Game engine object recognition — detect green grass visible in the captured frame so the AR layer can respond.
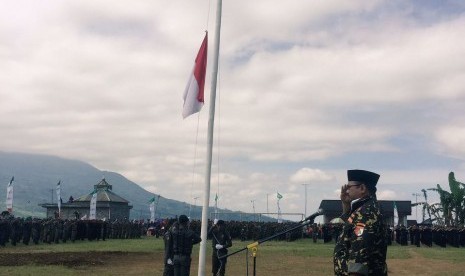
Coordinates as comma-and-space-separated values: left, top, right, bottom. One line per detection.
1, 238, 163, 253
1, 266, 73, 276
243, 240, 335, 257
386, 243, 411, 259
2, 237, 465, 275
414, 246, 465, 263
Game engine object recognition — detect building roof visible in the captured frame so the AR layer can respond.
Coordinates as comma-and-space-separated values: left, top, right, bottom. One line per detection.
75, 178, 130, 203
319, 199, 412, 215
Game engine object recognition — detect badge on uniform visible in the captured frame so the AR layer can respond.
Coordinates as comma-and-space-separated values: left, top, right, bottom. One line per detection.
354, 223, 365, 236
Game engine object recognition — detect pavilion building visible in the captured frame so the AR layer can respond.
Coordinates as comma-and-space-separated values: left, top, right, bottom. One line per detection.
40, 178, 132, 220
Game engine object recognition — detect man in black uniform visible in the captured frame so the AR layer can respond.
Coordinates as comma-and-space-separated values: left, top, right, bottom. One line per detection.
334, 169, 388, 275
22, 217, 32, 245
209, 219, 232, 276
163, 219, 175, 276
31, 218, 41, 245
167, 215, 201, 276
0, 213, 9, 246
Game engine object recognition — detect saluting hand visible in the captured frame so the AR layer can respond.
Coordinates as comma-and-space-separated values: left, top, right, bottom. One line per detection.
340, 185, 350, 204
340, 184, 351, 214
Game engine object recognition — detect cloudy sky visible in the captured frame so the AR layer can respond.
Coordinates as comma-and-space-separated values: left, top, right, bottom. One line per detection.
1, 0, 465, 222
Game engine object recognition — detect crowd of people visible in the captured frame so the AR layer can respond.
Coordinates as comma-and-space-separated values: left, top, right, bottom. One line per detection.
392, 224, 465, 248
0, 211, 146, 247
152, 218, 307, 242
2, 211, 465, 251
0, 211, 316, 250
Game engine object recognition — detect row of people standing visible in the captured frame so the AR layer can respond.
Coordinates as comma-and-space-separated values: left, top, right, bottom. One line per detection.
0, 215, 146, 247
393, 224, 465, 248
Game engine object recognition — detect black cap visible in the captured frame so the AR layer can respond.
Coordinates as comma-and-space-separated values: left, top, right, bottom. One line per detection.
217, 219, 225, 226
178, 215, 189, 224
348, 169, 380, 187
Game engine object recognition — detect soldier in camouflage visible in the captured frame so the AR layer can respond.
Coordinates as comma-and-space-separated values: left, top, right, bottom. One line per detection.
334, 169, 388, 276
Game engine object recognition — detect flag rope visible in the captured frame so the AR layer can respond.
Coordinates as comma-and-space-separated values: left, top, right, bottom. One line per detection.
215, 36, 222, 220
189, 113, 201, 219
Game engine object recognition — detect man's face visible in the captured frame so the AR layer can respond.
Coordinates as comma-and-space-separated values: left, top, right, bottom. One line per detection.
346, 181, 364, 200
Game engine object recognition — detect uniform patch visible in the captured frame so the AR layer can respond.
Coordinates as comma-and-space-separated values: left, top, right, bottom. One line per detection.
354, 223, 365, 236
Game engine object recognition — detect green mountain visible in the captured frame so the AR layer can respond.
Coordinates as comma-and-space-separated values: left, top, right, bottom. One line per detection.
0, 151, 254, 221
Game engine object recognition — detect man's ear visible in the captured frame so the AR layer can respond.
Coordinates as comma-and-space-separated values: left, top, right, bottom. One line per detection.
360, 184, 369, 195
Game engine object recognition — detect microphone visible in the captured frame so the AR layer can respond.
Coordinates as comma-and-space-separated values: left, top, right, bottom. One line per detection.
303, 209, 324, 222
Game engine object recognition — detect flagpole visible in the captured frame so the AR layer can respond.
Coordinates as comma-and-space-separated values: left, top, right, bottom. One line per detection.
198, 0, 222, 275
56, 181, 61, 218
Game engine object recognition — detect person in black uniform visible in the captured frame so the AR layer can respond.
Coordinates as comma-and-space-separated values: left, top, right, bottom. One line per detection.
0, 214, 8, 247
167, 215, 201, 276
31, 218, 41, 245
209, 219, 232, 276
334, 169, 388, 275
22, 217, 32, 245
163, 219, 176, 276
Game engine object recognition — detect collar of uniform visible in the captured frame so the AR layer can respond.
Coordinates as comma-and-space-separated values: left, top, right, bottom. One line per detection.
350, 196, 372, 213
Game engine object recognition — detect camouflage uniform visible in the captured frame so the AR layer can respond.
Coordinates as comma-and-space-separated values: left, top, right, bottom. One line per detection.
334, 196, 387, 275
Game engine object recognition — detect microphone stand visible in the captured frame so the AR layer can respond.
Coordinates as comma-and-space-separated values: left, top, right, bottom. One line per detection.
219, 217, 318, 276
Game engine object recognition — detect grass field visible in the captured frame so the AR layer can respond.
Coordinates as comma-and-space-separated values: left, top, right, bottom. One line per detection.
1, 237, 465, 275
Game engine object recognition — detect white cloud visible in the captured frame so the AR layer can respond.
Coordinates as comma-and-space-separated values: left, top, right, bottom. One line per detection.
377, 189, 397, 200
436, 125, 465, 158
290, 168, 334, 183
0, 0, 464, 220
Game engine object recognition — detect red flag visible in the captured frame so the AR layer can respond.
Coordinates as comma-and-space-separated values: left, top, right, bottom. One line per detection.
183, 33, 208, 118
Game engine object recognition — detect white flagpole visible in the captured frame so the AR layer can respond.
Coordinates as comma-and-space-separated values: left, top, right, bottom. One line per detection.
198, 0, 222, 274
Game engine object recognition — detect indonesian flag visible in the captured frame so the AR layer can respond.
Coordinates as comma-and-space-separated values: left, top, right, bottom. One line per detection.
182, 33, 208, 118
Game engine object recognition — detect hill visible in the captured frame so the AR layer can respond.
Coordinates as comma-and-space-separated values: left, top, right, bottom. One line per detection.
0, 151, 254, 220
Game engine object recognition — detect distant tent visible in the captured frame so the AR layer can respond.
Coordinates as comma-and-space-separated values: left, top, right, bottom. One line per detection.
330, 217, 344, 224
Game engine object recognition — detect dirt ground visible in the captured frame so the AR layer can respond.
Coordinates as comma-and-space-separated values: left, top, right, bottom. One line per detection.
1, 248, 465, 275
0, 251, 138, 267
387, 249, 465, 275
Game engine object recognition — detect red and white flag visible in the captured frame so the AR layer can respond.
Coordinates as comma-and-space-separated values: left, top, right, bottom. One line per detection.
183, 33, 208, 118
